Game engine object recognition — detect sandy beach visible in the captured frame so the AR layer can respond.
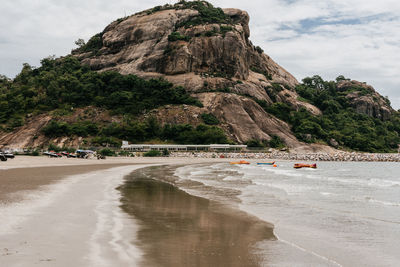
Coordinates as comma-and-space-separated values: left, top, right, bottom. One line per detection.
0, 156, 228, 205
0, 156, 273, 266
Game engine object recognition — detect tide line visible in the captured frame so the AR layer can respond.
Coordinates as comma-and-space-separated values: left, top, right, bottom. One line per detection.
275, 233, 343, 267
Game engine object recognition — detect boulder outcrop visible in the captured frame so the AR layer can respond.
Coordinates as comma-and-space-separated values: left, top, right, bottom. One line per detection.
337, 80, 393, 120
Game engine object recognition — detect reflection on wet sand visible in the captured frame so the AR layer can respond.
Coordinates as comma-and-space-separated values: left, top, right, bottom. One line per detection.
119, 167, 275, 267
0, 163, 133, 204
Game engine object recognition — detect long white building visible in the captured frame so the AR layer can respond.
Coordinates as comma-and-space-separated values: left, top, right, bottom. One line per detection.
121, 141, 247, 152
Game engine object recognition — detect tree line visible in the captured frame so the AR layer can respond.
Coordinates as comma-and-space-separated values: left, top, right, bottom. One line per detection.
264, 75, 400, 152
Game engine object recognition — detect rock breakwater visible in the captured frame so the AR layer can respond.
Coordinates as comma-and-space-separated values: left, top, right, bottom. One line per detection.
170, 151, 400, 162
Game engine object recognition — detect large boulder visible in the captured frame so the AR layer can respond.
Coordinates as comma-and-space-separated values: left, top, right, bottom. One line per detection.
338, 80, 393, 120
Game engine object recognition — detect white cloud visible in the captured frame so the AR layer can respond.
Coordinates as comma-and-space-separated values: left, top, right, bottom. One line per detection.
236, 0, 400, 108
1, 0, 399, 108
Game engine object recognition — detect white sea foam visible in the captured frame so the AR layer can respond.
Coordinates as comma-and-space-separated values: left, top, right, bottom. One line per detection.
367, 178, 400, 187
222, 175, 243, 181
260, 167, 304, 177
189, 169, 210, 176
320, 192, 335, 196
363, 197, 400, 207
174, 164, 199, 181
173, 162, 400, 266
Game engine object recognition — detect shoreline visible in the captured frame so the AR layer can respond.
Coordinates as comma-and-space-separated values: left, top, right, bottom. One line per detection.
119, 165, 275, 266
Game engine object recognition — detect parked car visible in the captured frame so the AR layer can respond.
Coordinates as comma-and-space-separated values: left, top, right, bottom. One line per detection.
43, 151, 62, 158
76, 150, 95, 159
0, 151, 14, 161
0, 153, 7, 161
4, 152, 14, 159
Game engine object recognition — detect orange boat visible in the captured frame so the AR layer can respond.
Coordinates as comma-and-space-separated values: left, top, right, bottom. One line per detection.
294, 163, 317, 169
230, 160, 250, 165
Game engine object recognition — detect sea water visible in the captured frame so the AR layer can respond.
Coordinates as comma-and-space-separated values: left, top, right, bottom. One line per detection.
173, 161, 400, 266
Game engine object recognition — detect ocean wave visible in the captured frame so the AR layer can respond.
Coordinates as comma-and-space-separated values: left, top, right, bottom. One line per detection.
320, 192, 336, 196
223, 175, 243, 181
273, 234, 343, 267
251, 180, 314, 195
364, 197, 400, 207
366, 178, 400, 188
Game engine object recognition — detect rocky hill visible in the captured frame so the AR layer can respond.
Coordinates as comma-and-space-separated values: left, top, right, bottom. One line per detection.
0, 1, 399, 153
71, 1, 328, 152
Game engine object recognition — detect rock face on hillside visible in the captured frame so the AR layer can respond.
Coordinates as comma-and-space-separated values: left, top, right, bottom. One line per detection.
0, 107, 117, 150
338, 80, 393, 120
146, 92, 336, 153
77, 7, 298, 88
0, 115, 52, 150
73, 2, 326, 150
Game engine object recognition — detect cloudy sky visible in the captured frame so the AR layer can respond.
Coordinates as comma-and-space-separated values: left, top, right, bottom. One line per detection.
1, 0, 399, 108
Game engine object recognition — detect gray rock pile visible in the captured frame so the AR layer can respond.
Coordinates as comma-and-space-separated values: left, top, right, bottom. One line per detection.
170, 151, 400, 162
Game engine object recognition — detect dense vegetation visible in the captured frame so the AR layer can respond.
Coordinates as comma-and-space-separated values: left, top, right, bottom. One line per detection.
200, 113, 219, 125
0, 55, 231, 146
245, 135, 285, 149
175, 1, 232, 28
264, 76, 400, 152
73, 33, 103, 55
41, 117, 229, 146
168, 31, 191, 42
138, 1, 232, 28
143, 150, 162, 157
0, 56, 201, 127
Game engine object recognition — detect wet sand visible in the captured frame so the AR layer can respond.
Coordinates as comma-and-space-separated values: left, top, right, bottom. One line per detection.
0, 164, 151, 266
119, 166, 276, 267
0, 163, 136, 204
0, 156, 225, 204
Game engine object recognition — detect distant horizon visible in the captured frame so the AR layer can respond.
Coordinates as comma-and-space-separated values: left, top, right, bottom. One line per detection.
1, 0, 399, 108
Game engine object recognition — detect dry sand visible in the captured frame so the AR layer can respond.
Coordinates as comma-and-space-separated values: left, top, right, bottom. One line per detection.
0, 156, 274, 266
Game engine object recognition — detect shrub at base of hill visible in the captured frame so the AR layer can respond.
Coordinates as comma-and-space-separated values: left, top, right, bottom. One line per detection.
143, 150, 162, 157
41, 117, 230, 147
162, 124, 229, 144
162, 148, 170, 156
91, 136, 121, 147
245, 139, 265, 148
269, 135, 285, 149
117, 150, 134, 157
99, 148, 115, 156
245, 136, 285, 149
30, 149, 40, 156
